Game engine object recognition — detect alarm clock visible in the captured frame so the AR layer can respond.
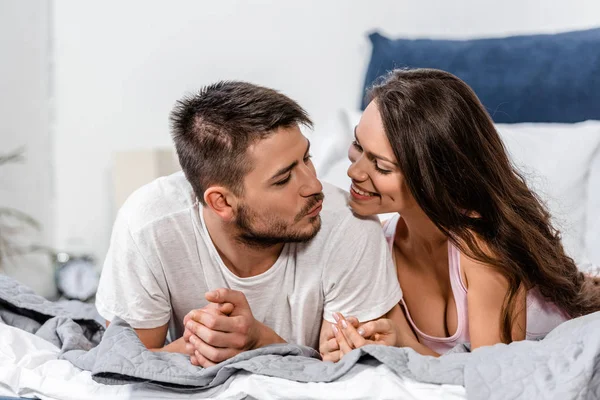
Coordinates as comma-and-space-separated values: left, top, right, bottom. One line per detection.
54, 253, 99, 302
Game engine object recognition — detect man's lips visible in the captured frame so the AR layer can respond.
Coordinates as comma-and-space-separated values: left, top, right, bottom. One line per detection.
306, 200, 323, 217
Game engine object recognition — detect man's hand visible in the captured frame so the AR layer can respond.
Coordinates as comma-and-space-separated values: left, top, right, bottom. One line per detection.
184, 288, 285, 367
182, 302, 234, 365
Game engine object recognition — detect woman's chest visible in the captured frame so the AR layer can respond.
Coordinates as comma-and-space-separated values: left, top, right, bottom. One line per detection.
395, 251, 460, 338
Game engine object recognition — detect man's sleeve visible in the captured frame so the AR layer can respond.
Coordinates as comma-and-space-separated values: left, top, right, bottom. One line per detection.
321, 214, 402, 323
95, 210, 171, 329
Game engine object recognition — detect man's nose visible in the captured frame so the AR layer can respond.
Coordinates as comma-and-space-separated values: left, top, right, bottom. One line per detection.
299, 165, 323, 197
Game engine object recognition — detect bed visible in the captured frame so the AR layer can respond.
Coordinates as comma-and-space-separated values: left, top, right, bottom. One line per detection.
0, 322, 465, 400
2, 27, 600, 400
0, 279, 598, 400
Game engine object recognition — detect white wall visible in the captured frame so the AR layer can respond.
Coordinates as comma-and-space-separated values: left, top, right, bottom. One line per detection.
0, 0, 56, 297
52, 0, 600, 264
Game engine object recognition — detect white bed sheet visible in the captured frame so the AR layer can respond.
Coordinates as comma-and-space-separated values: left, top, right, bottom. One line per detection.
0, 323, 466, 400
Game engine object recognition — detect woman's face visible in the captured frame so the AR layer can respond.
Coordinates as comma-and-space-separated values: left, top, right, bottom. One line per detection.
347, 101, 416, 216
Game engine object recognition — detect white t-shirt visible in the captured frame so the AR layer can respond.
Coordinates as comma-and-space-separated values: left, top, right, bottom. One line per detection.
96, 172, 402, 349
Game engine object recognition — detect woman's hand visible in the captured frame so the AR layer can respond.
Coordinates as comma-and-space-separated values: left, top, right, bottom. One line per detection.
320, 316, 359, 362
331, 305, 441, 358
332, 312, 399, 357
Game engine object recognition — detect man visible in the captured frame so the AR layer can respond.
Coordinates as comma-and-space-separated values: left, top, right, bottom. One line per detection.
95, 81, 401, 367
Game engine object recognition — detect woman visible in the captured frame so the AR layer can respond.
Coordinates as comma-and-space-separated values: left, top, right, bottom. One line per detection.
322, 68, 600, 359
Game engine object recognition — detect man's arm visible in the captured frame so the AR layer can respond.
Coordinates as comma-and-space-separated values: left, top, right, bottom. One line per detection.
321, 214, 402, 328
137, 325, 188, 353
105, 320, 188, 353
96, 210, 173, 351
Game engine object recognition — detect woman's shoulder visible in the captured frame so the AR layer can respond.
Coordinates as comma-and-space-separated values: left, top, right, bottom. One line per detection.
454, 234, 503, 289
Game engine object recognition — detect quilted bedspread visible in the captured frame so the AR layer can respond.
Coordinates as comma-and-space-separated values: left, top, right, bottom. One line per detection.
1, 274, 598, 400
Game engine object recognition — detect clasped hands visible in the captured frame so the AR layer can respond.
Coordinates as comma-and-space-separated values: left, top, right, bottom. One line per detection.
320, 312, 400, 362
182, 288, 264, 367
182, 288, 402, 366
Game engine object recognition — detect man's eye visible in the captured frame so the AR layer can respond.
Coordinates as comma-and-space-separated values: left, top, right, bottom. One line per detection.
304, 154, 312, 163
274, 175, 291, 186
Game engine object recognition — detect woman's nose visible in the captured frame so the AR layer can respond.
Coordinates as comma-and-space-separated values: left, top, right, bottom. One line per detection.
347, 150, 368, 182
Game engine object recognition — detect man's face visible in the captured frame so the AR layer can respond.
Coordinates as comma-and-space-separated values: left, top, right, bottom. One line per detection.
233, 125, 324, 247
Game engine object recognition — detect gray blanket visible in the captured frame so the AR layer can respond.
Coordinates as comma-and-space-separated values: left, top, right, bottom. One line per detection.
1, 275, 599, 400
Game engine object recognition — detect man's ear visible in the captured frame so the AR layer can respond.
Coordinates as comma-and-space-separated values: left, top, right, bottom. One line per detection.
204, 186, 237, 221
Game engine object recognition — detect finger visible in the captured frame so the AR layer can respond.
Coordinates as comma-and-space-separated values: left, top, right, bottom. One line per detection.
205, 288, 249, 310
185, 302, 234, 328
355, 321, 377, 339
204, 302, 235, 315
358, 319, 391, 339
338, 315, 367, 349
323, 323, 336, 340
194, 350, 216, 368
332, 323, 353, 355
185, 341, 196, 356
333, 312, 356, 327
187, 308, 223, 325
218, 302, 235, 315
183, 328, 191, 342
319, 337, 339, 355
186, 320, 246, 348
185, 310, 202, 329
321, 350, 342, 363
190, 355, 199, 366
189, 334, 239, 364
333, 313, 360, 348
187, 309, 239, 333
326, 337, 340, 352
346, 316, 360, 328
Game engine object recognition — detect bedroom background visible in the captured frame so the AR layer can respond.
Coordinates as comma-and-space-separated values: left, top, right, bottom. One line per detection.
1, 0, 599, 299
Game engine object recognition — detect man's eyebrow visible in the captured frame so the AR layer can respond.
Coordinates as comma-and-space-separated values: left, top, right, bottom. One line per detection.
353, 126, 398, 165
271, 160, 298, 180
270, 139, 311, 180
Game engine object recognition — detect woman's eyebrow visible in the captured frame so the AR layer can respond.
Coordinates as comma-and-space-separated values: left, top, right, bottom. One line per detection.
354, 126, 398, 165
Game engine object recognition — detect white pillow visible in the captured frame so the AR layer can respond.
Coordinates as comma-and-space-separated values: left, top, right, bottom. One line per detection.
497, 121, 600, 264
313, 109, 360, 187
584, 142, 600, 265
312, 109, 600, 264
308, 109, 354, 177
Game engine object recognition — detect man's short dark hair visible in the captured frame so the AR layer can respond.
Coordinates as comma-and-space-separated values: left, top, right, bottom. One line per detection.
170, 81, 313, 204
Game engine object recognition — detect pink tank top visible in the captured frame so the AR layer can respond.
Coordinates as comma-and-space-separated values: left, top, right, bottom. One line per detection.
383, 214, 569, 354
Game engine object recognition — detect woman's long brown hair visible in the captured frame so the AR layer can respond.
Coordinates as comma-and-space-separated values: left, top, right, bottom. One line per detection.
369, 68, 600, 342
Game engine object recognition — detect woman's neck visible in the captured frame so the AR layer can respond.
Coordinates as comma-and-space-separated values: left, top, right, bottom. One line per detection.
394, 207, 448, 262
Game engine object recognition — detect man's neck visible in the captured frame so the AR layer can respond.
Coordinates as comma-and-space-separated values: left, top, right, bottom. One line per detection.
203, 207, 284, 278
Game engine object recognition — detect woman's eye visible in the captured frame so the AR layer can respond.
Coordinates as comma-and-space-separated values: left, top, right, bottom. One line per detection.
375, 164, 392, 175
352, 141, 363, 151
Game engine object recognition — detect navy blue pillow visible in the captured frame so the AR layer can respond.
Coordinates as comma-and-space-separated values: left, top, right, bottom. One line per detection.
362, 29, 600, 123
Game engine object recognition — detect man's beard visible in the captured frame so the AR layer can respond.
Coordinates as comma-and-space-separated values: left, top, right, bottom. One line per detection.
234, 193, 324, 249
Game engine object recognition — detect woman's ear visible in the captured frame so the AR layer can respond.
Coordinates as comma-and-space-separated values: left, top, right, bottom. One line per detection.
204, 186, 237, 221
